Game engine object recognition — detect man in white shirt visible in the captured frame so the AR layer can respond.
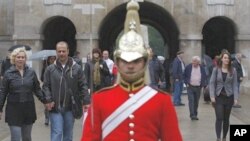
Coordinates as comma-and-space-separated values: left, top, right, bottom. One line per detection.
103, 50, 114, 85
103, 50, 114, 74
184, 56, 207, 120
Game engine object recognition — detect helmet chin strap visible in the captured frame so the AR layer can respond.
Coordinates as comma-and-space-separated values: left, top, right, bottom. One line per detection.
119, 66, 146, 84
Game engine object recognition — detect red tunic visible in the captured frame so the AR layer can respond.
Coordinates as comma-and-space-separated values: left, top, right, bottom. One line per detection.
81, 85, 182, 141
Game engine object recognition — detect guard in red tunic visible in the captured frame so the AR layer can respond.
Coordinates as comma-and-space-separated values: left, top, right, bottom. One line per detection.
81, 0, 182, 140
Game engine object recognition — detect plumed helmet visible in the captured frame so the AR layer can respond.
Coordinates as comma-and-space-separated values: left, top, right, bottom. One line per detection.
114, 0, 148, 62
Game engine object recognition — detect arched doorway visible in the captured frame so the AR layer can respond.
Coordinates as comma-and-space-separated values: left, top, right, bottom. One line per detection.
99, 1, 179, 60
41, 16, 76, 56
202, 16, 237, 59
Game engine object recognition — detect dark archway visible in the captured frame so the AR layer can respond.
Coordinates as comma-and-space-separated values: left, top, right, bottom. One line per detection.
202, 16, 237, 59
99, 1, 179, 60
41, 16, 76, 56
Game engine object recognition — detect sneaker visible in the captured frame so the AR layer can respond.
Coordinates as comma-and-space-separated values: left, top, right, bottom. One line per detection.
233, 104, 242, 108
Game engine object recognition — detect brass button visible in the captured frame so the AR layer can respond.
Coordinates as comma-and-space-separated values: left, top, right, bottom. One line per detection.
129, 114, 135, 119
129, 93, 134, 97
129, 130, 135, 136
129, 123, 135, 128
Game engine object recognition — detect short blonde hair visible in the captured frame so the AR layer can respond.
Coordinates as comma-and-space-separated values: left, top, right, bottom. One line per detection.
10, 47, 27, 64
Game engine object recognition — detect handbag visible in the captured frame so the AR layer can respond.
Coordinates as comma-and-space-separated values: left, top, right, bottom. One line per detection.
204, 68, 218, 102
71, 92, 83, 119
67, 75, 83, 119
67, 71, 83, 119
203, 86, 210, 101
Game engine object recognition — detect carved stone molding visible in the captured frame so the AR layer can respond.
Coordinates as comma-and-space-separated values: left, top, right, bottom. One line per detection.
44, 0, 72, 5
207, 0, 234, 5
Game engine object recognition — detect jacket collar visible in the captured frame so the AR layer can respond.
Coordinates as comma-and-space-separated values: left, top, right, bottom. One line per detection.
9, 65, 29, 72
54, 57, 76, 69
119, 77, 145, 92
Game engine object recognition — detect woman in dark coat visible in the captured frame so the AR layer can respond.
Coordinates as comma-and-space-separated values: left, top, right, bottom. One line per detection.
84, 48, 111, 92
0, 47, 45, 141
40, 56, 56, 126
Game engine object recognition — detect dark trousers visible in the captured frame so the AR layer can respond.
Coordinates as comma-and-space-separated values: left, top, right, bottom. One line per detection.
214, 94, 234, 139
44, 108, 49, 123
187, 86, 201, 118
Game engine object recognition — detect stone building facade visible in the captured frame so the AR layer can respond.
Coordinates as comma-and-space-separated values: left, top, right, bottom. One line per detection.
1, 0, 250, 91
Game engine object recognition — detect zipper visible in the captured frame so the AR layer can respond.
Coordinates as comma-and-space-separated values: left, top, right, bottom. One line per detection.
22, 76, 24, 85
62, 66, 71, 107
58, 68, 63, 109
19, 70, 24, 85
63, 79, 67, 107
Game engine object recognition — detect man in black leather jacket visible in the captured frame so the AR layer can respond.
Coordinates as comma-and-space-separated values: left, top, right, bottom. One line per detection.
42, 41, 90, 141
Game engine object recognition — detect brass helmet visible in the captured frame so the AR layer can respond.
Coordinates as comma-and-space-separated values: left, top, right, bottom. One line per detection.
114, 0, 148, 62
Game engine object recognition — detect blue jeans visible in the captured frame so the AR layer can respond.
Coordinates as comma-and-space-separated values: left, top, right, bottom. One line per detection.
50, 109, 75, 141
9, 124, 33, 141
187, 86, 201, 118
173, 80, 184, 104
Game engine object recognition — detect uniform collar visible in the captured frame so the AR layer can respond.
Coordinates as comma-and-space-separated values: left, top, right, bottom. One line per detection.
119, 77, 145, 92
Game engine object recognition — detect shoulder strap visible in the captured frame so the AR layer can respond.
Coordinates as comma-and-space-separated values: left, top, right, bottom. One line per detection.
101, 86, 157, 139
215, 67, 218, 88
216, 68, 218, 79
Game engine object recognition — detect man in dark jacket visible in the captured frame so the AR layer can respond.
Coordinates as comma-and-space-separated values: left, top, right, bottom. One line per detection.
43, 41, 90, 141
163, 58, 172, 92
172, 50, 185, 106
184, 56, 207, 120
73, 51, 83, 69
148, 48, 165, 89
0, 52, 12, 80
232, 53, 244, 108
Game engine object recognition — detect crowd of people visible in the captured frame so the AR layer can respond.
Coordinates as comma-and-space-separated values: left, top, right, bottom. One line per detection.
0, 43, 243, 141
0, 0, 246, 141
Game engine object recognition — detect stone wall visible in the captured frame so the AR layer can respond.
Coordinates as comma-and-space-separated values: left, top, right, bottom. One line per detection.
2, 0, 250, 55
1, 0, 250, 91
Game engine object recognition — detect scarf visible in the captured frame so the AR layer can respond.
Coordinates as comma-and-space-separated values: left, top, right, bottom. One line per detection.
93, 59, 101, 85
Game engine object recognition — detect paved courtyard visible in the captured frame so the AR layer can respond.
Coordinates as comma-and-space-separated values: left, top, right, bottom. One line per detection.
0, 92, 249, 141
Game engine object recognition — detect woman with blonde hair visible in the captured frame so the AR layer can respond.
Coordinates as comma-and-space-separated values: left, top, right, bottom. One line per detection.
0, 47, 45, 141
209, 51, 238, 141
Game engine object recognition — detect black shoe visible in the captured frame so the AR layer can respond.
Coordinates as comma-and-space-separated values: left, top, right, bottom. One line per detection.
174, 103, 185, 106
179, 103, 185, 106
191, 117, 199, 120
45, 119, 49, 126
233, 104, 241, 108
